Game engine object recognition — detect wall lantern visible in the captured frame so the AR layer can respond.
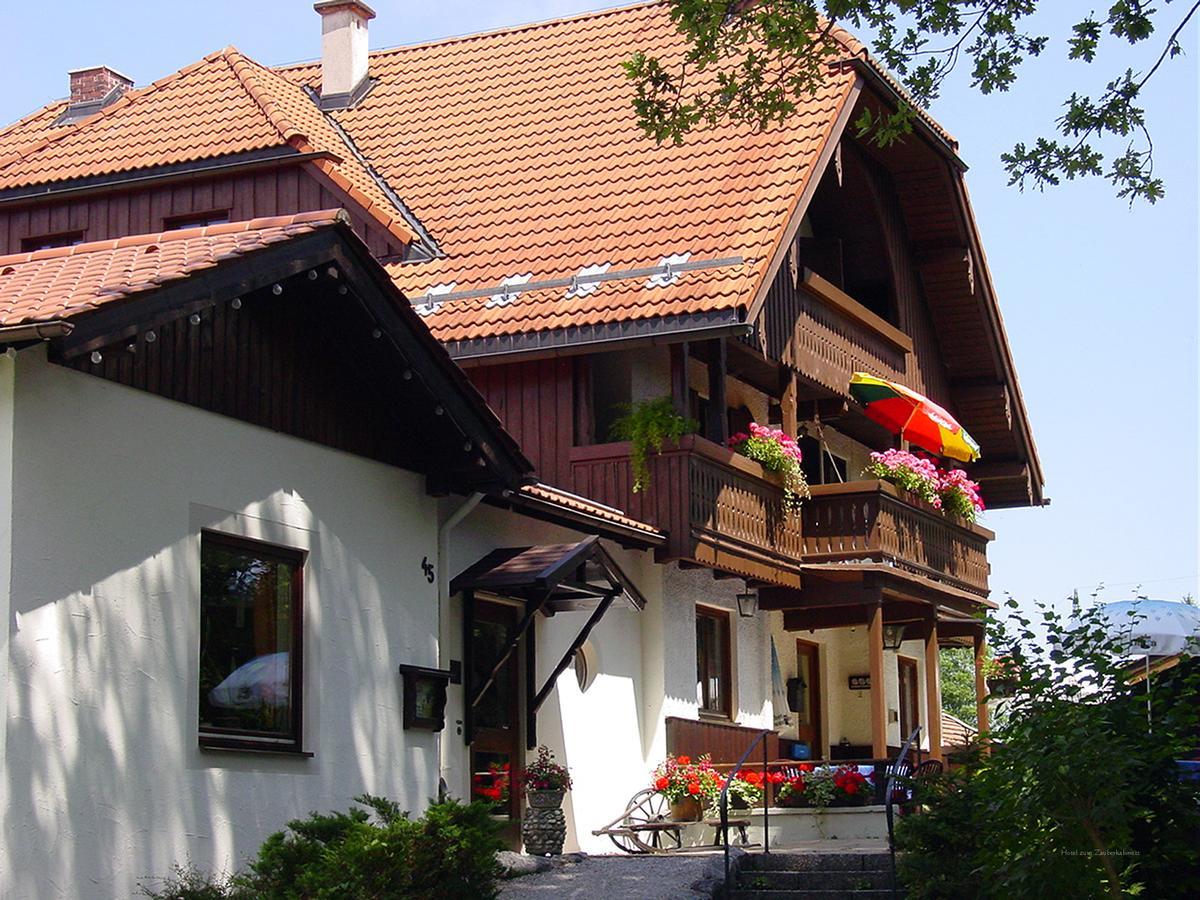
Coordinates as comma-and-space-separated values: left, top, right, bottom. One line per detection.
882, 623, 907, 651
736, 585, 759, 618
398, 664, 454, 731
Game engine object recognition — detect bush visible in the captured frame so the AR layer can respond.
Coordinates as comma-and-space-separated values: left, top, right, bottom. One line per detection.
141, 796, 504, 900
896, 598, 1200, 899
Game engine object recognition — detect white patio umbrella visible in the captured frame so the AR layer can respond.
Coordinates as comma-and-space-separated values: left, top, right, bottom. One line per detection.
1090, 599, 1200, 730
208, 651, 291, 709
770, 637, 791, 728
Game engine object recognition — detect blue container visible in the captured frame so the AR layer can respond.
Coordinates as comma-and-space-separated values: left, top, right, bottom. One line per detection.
790, 742, 812, 760
1176, 760, 1200, 783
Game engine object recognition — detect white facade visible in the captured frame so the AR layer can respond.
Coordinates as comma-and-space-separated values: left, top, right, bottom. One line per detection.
1, 350, 451, 898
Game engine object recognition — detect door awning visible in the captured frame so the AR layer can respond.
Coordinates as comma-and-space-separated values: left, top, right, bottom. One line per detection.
453, 535, 645, 749
451, 534, 646, 613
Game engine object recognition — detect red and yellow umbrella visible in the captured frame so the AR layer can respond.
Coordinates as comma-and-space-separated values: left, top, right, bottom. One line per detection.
849, 372, 981, 463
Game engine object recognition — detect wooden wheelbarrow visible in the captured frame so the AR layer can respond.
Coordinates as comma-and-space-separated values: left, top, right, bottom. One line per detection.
591, 788, 757, 854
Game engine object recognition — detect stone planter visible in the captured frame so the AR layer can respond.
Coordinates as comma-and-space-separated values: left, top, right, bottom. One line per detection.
528, 789, 565, 810
670, 797, 704, 822
522, 791, 566, 856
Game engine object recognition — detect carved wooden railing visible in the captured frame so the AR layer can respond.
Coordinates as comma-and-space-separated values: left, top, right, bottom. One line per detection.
569, 435, 804, 587
802, 480, 993, 596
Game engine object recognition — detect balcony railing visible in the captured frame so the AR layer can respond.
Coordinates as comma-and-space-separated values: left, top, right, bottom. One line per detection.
569, 435, 804, 587
802, 480, 992, 596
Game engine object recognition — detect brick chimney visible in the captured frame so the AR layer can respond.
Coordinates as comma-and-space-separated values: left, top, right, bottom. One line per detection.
68, 66, 133, 108
314, 1, 375, 110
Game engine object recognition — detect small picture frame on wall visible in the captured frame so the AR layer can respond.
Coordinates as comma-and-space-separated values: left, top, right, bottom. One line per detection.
398, 664, 453, 731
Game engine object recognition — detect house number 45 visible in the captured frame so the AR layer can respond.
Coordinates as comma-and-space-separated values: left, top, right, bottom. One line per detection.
421, 557, 435, 583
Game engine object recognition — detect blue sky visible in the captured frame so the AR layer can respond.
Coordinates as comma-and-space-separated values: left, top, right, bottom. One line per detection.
2, 2, 1196, 613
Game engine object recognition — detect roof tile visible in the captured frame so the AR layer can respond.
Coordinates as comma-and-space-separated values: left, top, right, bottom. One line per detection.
0, 210, 347, 327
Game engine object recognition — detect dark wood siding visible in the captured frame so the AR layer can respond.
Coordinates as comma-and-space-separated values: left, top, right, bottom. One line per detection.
0, 166, 403, 257
757, 143, 954, 413
59, 284, 413, 470
467, 359, 575, 487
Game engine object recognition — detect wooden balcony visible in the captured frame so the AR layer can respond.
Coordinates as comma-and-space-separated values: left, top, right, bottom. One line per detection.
802, 480, 992, 597
568, 435, 805, 587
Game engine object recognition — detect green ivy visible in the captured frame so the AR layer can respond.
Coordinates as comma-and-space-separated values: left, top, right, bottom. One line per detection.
609, 396, 698, 492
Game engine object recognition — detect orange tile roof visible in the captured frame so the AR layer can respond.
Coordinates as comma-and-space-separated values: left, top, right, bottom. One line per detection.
518, 482, 664, 542
0, 210, 345, 327
0, 49, 417, 247
279, 1, 858, 345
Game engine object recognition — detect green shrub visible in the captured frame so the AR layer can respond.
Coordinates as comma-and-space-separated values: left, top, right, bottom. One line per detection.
897, 598, 1200, 900
143, 796, 504, 900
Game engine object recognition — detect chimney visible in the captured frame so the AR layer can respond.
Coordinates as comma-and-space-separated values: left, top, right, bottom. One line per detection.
62, 66, 133, 122
314, 1, 375, 110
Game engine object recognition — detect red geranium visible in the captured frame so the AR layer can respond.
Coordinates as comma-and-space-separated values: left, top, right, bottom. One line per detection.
655, 776, 669, 791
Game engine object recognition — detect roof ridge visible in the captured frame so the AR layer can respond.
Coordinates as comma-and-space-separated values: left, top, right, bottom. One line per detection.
274, 0, 661, 72
0, 209, 347, 267
0, 48, 235, 175
220, 46, 308, 147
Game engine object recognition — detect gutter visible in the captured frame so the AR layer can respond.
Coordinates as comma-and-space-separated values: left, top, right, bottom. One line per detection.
0, 150, 338, 208
0, 321, 74, 344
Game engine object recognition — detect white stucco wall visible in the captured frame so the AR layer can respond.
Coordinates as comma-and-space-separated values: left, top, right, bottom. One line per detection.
2, 350, 447, 899
770, 613, 932, 756
442, 504, 663, 854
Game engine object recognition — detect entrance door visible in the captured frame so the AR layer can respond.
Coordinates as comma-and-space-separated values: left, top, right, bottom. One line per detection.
794, 640, 822, 758
898, 656, 920, 742
469, 599, 522, 840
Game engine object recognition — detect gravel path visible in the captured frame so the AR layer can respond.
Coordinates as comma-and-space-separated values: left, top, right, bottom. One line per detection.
499, 852, 721, 899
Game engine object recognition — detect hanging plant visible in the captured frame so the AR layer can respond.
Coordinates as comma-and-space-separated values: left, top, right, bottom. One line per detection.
727, 423, 810, 512
609, 396, 697, 492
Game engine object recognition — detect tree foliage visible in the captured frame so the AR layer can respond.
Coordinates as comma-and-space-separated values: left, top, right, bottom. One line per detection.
625, 1, 1199, 203
938, 645, 979, 726
896, 597, 1200, 898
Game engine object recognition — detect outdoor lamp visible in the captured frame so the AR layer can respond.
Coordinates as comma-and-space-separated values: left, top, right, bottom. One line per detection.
736, 585, 759, 618
882, 623, 907, 650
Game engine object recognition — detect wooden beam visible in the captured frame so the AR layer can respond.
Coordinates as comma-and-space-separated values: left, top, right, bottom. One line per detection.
782, 368, 798, 438
924, 613, 943, 761
784, 606, 870, 631
869, 603, 887, 758
706, 338, 728, 444
760, 579, 883, 611
974, 632, 990, 749
670, 342, 690, 418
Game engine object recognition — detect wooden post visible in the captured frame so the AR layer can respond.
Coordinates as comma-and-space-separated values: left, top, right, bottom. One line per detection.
705, 338, 728, 444
781, 367, 798, 438
924, 612, 943, 761
973, 631, 990, 745
868, 602, 887, 759
670, 342, 690, 418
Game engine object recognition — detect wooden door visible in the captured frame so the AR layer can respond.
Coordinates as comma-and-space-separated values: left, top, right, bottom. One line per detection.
898, 656, 920, 742
469, 599, 522, 839
794, 640, 822, 757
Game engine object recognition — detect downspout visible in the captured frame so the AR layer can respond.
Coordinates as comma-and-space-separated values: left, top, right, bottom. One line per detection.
437, 492, 484, 796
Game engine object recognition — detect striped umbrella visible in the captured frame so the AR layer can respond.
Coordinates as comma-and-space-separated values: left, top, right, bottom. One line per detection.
849, 372, 981, 462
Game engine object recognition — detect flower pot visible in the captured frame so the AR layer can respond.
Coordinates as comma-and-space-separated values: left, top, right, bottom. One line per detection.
670, 797, 704, 821
527, 789, 565, 810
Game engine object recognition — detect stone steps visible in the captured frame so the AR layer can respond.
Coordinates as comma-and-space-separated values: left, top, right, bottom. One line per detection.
730, 850, 903, 899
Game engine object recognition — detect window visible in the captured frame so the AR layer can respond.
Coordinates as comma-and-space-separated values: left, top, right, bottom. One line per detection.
164, 210, 231, 231
696, 606, 732, 718
199, 532, 305, 751
799, 436, 849, 485
21, 230, 84, 252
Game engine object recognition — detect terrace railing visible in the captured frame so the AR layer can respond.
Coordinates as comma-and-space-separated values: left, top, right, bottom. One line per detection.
803, 480, 993, 596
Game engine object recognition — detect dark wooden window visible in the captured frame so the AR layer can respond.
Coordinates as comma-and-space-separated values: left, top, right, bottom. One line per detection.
164, 209, 231, 231
21, 230, 84, 252
696, 606, 732, 718
799, 435, 848, 485
199, 532, 305, 752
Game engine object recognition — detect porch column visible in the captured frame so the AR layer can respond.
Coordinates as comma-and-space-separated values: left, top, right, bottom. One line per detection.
924, 613, 943, 761
782, 368, 798, 438
973, 631, 990, 744
868, 602, 887, 758
705, 338, 728, 444
670, 342, 690, 418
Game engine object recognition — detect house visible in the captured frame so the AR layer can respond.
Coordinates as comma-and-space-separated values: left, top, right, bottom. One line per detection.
0, 2, 1043, 894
